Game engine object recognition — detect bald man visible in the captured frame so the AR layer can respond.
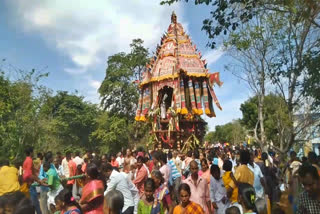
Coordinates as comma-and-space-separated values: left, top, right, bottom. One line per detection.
183, 160, 212, 214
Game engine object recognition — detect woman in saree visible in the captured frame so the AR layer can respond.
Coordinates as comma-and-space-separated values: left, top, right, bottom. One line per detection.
173, 183, 204, 214
151, 170, 173, 214
79, 163, 104, 214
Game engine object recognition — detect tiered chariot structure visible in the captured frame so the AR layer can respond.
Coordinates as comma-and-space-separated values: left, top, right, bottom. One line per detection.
135, 12, 222, 151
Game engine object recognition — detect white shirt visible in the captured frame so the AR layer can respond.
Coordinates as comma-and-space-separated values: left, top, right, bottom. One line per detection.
116, 157, 124, 167
210, 175, 227, 203
104, 170, 134, 212
143, 164, 150, 177
210, 176, 229, 214
120, 172, 140, 214
54, 165, 65, 177
248, 162, 264, 198
73, 156, 84, 166
61, 158, 70, 178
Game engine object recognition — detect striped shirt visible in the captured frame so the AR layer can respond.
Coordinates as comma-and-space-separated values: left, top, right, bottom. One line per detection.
168, 160, 181, 181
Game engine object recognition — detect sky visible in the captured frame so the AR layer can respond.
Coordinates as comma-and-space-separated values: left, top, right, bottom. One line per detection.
1, 0, 251, 131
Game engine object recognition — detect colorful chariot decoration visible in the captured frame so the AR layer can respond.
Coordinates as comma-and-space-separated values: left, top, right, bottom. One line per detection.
135, 12, 222, 151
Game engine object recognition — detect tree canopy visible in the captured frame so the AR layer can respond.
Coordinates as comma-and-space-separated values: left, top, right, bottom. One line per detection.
0, 39, 151, 159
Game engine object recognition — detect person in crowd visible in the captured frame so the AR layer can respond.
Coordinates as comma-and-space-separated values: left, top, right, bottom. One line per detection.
138, 178, 164, 214
296, 165, 320, 214
110, 154, 119, 168
159, 152, 170, 188
66, 152, 78, 199
308, 152, 320, 175
173, 183, 204, 214
116, 152, 124, 170
181, 151, 193, 178
34, 152, 43, 176
173, 151, 182, 174
261, 152, 280, 206
39, 152, 56, 214
152, 151, 161, 171
133, 156, 148, 196
43, 161, 64, 210
73, 151, 84, 167
183, 160, 211, 214
222, 160, 238, 204
54, 157, 65, 178
199, 159, 210, 188
151, 170, 173, 213
23, 146, 42, 214
248, 152, 266, 213
210, 164, 229, 214
0, 159, 20, 196
125, 149, 136, 167
225, 206, 241, 214
101, 154, 109, 165
238, 183, 258, 214
199, 151, 206, 161
117, 166, 139, 214
142, 157, 151, 178
104, 190, 124, 214
228, 150, 254, 201
0, 191, 35, 214
55, 188, 82, 214
167, 151, 182, 203
62, 152, 71, 179
104, 163, 135, 214
80, 163, 104, 214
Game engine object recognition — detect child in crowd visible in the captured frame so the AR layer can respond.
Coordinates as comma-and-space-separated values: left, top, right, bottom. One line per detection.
137, 178, 164, 214
173, 183, 204, 214
55, 189, 82, 214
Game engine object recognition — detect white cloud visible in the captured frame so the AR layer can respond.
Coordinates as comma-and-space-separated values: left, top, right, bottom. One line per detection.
64, 67, 87, 75
6, 0, 184, 74
203, 46, 225, 66
89, 80, 101, 90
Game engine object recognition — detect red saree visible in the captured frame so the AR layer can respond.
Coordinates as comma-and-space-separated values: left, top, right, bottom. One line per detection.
80, 180, 104, 214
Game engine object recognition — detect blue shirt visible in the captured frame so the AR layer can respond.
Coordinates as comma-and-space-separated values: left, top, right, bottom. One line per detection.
168, 160, 181, 181
38, 163, 56, 191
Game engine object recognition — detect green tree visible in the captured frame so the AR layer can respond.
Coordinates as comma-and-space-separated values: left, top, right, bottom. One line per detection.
98, 39, 150, 150
240, 94, 291, 150
39, 91, 98, 152
0, 69, 49, 160
205, 120, 246, 145
90, 112, 128, 153
99, 39, 149, 120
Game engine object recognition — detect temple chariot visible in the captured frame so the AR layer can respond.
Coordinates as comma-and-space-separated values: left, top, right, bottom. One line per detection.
135, 12, 222, 151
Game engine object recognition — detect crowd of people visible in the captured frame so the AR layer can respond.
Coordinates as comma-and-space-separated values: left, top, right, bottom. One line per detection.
0, 145, 319, 214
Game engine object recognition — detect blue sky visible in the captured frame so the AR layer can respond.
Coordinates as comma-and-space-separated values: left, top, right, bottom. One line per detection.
1, 0, 251, 130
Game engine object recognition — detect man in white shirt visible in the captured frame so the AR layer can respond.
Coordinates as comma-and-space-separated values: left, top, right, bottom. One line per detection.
120, 170, 140, 214
53, 157, 64, 178
116, 152, 124, 169
104, 163, 135, 214
73, 151, 84, 167
61, 153, 70, 178
210, 165, 229, 214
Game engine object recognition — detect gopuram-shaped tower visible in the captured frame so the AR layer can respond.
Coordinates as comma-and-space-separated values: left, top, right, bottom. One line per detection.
135, 12, 223, 151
